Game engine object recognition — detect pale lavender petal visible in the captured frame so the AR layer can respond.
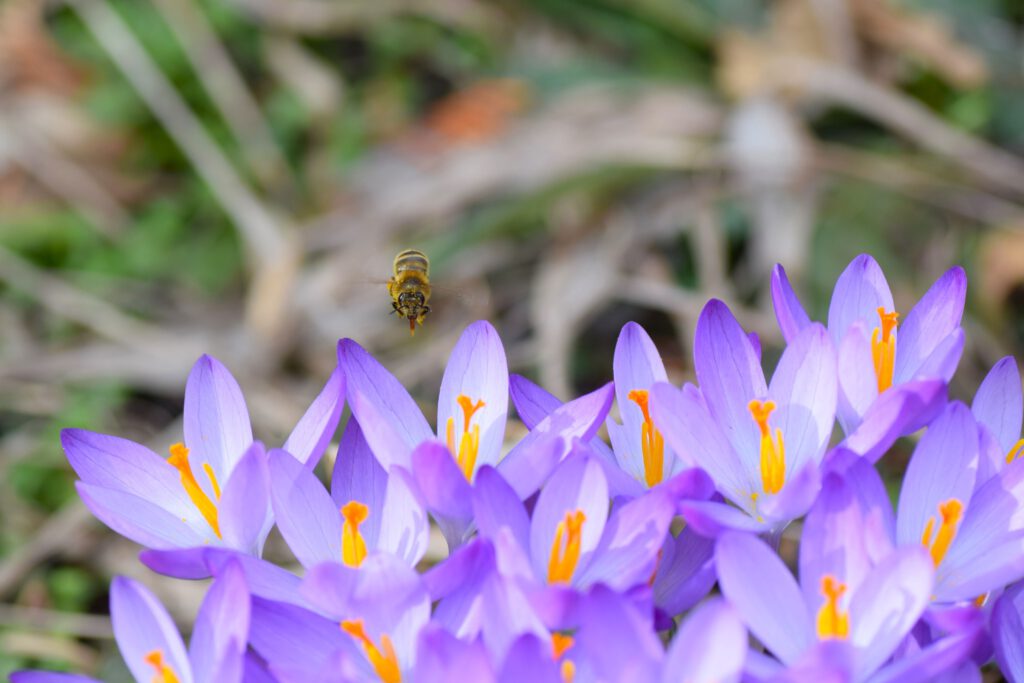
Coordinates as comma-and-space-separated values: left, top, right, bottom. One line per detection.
771, 264, 812, 343
338, 339, 432, 470
378, 465, 429, 566
111, 576, 193, 683
331, 419, 386, 546
422, 536, 494, 601
184, 355, 253, 479
824, 450, 896, 556
663, 598, 746, 683
836, 322, 877, 434
576, 488, 674, 590
472, 466, 530, 556
678, 499, 767, 537
605, 419, 644, 483
61, 429, 195, 521
870, 621, 983, 683
509, 374, 559, 430
760, 464, 820, 525
529, 455, 608, 583
497, 383, 614, 499
268, 449, 341, 568
190, 560, 249, 683
849, 547, 933, 678
139, 547, 213, 579
204, 550, 304, 605
893, 267, 966, 385
219, 443, 271, 556
974, 426, 1002, 493
249, 597, 348, 678
613, 322, 669, 437
415, 625, 496, 683
437, 320, 509, 470
912, 329, 964, 384
693, 300, 766, 459
972, 356, 1023, 457
303, 554, 426, 632
826, 254, 894, 345
11, 674, 100, 683
993, 582, 1024, 681
77, 482, 209, 549
767, 323, 836, 473
498, 634, 562, 683
749, 332, 762, 362
652, 528, 715, 617
411, 440, 473, 549
841, 379, 947, 463
479, 574, 548, 661
283, 365, 345, 468
573, 585, 663, 681
715, 531, 814, 665
896, 402, 978, 547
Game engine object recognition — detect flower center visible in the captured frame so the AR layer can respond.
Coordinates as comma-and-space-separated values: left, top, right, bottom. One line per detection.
1005, 438, 1024, 464
144, 649, 181, 683
551, 633, 576, 683
870, 307, 899, 394
166, 443, 221, 538
445, 394, 486, 481
627, 389, 665, 487
341, 619, 401, 683
815, 575, 849, 640
920, 498, 964, 567
547, 509, 586, 584
341, 501, 369, 568
748, 400, 785, 495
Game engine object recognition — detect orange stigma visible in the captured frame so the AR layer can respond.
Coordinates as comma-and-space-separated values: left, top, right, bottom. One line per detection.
1006, 438, 1024, 464
551, 633, 576, 683
921, 498, 964, 567
547, 510, 586, 584
166, 443, 221, 538
144, 650, 181, 683
748, 400, 785, 495
445, 394, 486, 481
341, 501, 369, 568
627, 389, 665, 487
815, 575, 849, 640
871, 307, 899, 394
341, 620, 401, 683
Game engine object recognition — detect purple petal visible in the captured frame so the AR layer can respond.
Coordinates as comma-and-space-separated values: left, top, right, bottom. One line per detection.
530, 455, 608, 583
509, 374, 559, 430
473, 466, 530, 557
11, 675, 101, 683
993, 582, 1024, 681
497, 382, 614, 499
678, 500, 767, 537
826, 254, 894, 344
498, 634, 562, 683
218, 443, 271, 555
411, 440, 474, 549
249, 597, 347, 678
912, 329, 965, 384
835, 322, 877, 434
715, 531, 814, 665
824, 450, 896, 547
870, 618, 983, 683
283, 365, 345, 468
652, 528, 716, 617
613, 322, 669, 437
338, 338, 432, 470
184, 355, 253, 479
207, 551, 304, 605
437, 320, 509, 471
896, 402, 978, 547
268, 449, 341, 568
770, 264, 812, 343
893, 266, 966, 385
190, 560, 249, 683
77, 482, 209, 549
573, 585, 663, 681
577, 489, 675, 590
378, 465, 429, 565
479, 574, 549, 661
423, 537, 495, 601
330, 419, 386, 544
693, 300, 766, 459
849, 547, 933, 678
663, 598, 746, 683
110, 576, 191, 683
972, 357, 1023, 457
759, 464, 821, 525
414, 625, 496, 683
841, 379, 948, 463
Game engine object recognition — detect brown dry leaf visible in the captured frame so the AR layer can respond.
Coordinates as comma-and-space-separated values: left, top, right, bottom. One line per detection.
976, 228, 1024, 317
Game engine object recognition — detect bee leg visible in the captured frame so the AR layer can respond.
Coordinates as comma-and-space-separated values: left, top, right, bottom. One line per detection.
391, 302, 401, 314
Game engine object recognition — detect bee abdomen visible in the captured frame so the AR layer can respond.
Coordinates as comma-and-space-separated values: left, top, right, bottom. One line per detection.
394, 249, 429, 275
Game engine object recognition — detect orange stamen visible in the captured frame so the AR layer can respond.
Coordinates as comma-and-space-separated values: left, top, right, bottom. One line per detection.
341, 501, 369, 568
547, 510, 586, 584
870, 307, 899, 394
815, 575, 849, 640
1006, 438, 1024, 464
748, 400, 785, 495
144, 650, 181, 683
552, 633, 575, 683
167, 443, 221, 538
921, 499, 964, 567
341, 620, 401, 683
445, 394, 486, 481
627, 389, 665, 487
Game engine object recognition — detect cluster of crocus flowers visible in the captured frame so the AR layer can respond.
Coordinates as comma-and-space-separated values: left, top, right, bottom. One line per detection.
16, 255, 1024, 683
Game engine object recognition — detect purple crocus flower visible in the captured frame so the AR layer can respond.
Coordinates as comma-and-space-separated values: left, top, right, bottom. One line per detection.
993, 581, 1024, 681
63, 354, 344, 567
771, 254, 962, 444
650, 300, 837, 535
971, 356, 1024, 483
13, 561, 251, 683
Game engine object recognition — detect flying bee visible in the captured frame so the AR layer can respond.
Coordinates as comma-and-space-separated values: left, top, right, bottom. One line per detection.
387, 249, 432, 335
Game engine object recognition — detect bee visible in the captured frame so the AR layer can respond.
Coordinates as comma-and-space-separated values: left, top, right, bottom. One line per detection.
387, 249, 432, 335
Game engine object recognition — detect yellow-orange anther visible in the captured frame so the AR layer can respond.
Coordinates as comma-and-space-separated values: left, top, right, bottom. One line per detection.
552, 633, 575, 683
921, 499, 964, 567
341, 620, 401, 683
1006, 438, 1024, 464
446, 394, 486, 481
748, 400, 785, 495
341, 501, 369, 568
871, 307, 899, 394
815, 575, 849, 640
627, 389, 665, 488
144, 650, 181, 683
167, 443, 221, 538
548, 510, 586, 584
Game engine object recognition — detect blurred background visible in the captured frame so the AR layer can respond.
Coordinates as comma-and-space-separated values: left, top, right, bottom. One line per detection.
1, 0, 1023, 678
